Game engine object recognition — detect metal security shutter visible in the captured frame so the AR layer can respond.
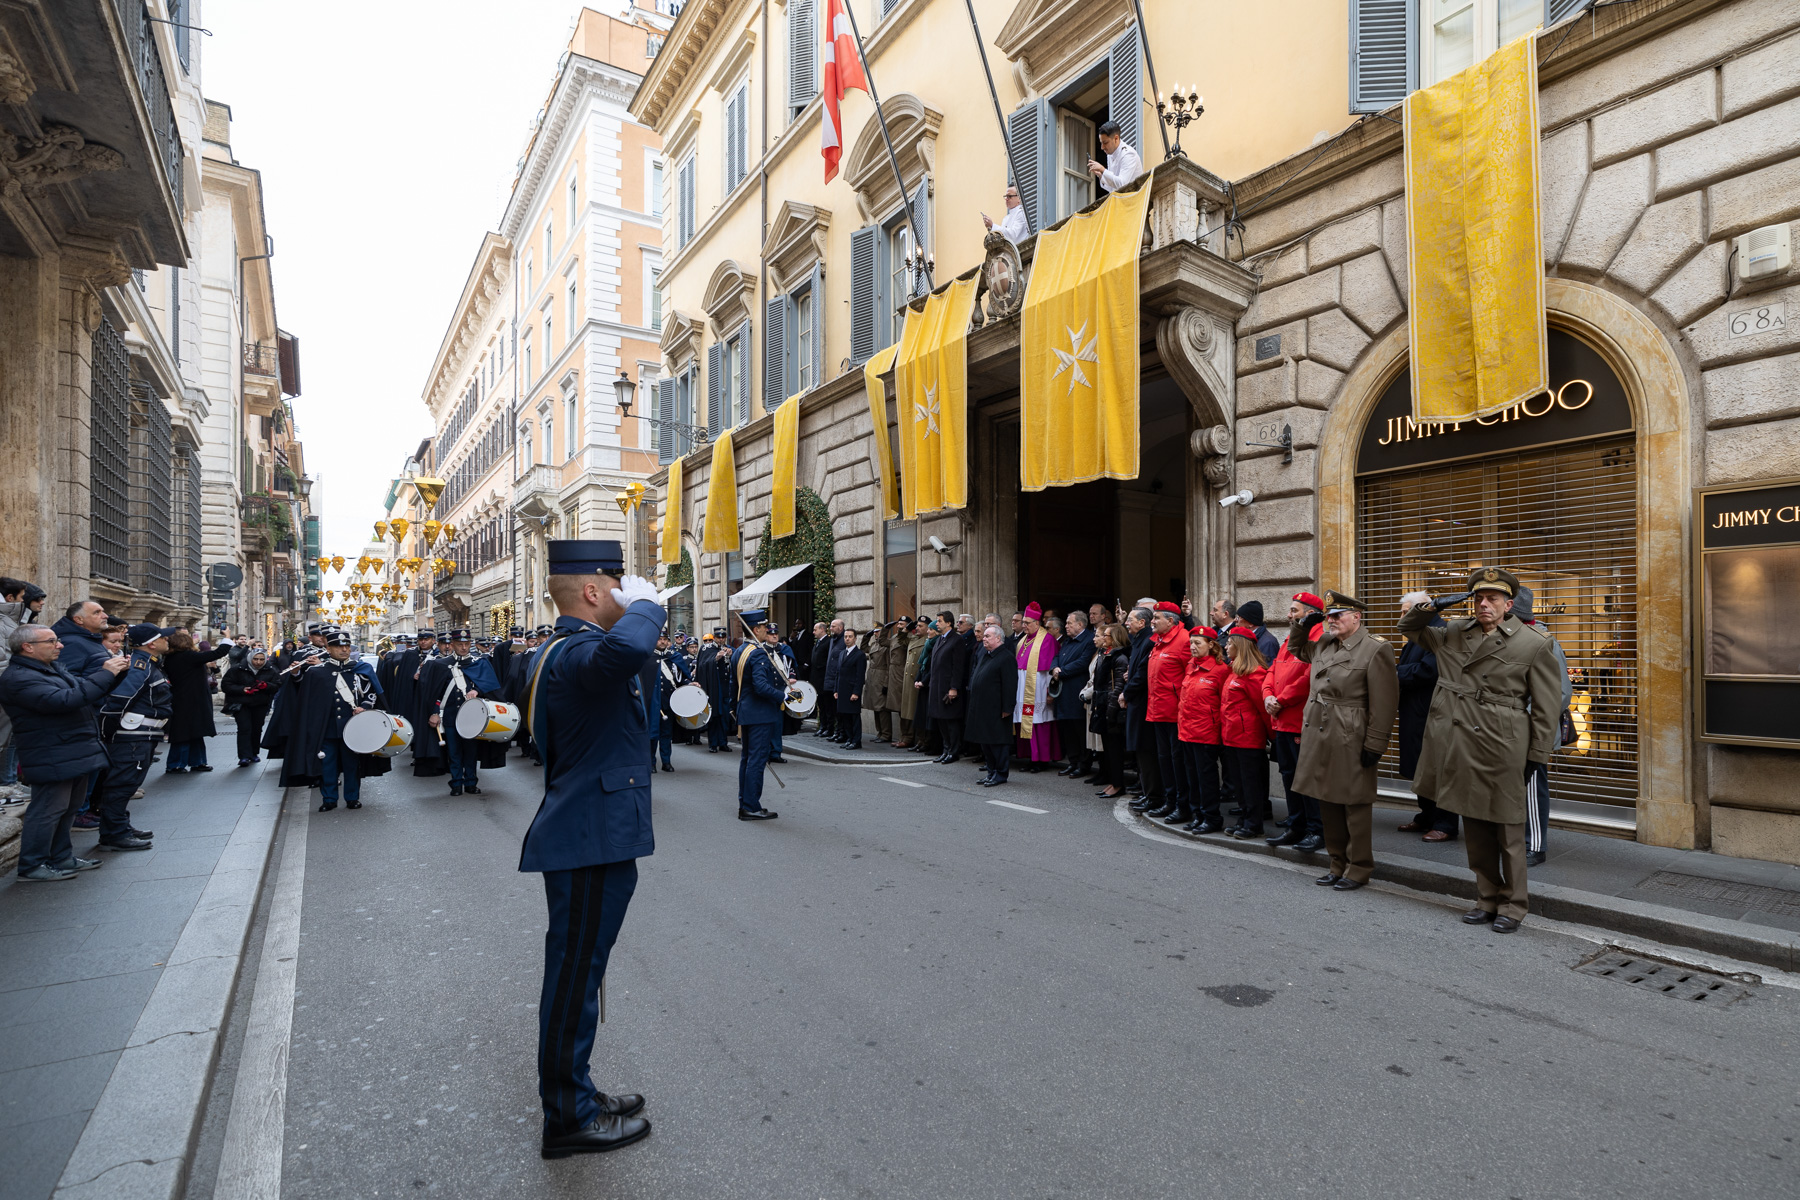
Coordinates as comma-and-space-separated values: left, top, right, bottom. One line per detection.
706, 341, 723, 435
1357, 437, 1640, 808
849, 223, 879, 364
1546, 0, 1588, 22
656, 377, 677, 463
765, 293, 788, 411
1349, 0, 1416, 114
1108, 25, 1142, 158
89, 317, 131, 585
787, 0, 817, 118
1007, 98, 1052, 234
129, 388, 174, 599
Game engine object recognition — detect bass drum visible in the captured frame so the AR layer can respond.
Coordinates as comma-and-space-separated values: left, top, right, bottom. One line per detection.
342, 710, 414, 758
455, 698, 521, 743
784, 680, 818, 716
670, 683, 711, 730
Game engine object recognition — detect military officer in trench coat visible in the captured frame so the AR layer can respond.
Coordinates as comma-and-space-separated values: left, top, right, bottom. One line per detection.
1399, 566, 1563, 933
1291, 591, 1399, 890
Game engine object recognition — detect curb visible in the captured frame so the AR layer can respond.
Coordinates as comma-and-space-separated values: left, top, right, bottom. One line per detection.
53, 770, 290, 1200
1129, 810, 1800, 975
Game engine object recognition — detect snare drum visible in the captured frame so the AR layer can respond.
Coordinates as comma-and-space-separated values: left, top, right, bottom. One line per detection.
784, 679, 818, 717
670, 683, 710, 730
342, 710, 414, 758
454, 698, 521, 743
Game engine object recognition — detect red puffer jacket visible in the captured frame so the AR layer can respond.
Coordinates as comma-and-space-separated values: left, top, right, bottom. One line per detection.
1177, 657, 1229, 744
1220, 666, 1271, 749
1145, 624, 1189, 723
1265, 625, 1322, 735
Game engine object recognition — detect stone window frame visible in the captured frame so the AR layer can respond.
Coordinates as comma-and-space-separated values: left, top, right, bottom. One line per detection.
841, 94, 941, 226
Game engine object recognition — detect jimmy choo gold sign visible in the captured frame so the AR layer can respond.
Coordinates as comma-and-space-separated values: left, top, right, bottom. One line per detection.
1375, 379, 1595, 446
1709, 506, 1800, 530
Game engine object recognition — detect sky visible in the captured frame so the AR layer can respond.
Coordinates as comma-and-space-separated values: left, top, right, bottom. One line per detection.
203, 0, 633, 556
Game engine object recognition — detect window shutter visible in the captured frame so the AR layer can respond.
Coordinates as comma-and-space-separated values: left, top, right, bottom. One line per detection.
849, 223, 879, 365
810, 263, 825, 387
1108, 26, 1142, 158
1006, 98, 1052, 235
787, 0, 817, 116
657, 377, 677, 463
738, 320, 752, 425
881, 0, 901, 14
706, 342, 723, 435
764, 294, 787, 411
1546, 0, 1586, 22
1349, 0, 1416, 114
678, 157, 695, 246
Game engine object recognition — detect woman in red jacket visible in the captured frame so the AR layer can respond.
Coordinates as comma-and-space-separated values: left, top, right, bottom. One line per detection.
1220, 629, 1272, 838
1174, 626, 1231, 834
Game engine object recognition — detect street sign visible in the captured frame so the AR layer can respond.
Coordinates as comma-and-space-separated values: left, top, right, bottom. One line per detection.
207, 562, 244, 593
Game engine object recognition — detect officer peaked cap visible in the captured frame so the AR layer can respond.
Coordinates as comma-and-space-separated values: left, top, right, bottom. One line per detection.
548, 539, 625, 575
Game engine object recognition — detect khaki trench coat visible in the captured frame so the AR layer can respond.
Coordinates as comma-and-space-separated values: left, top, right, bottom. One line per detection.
1397, 608, 1563, 824
1291, 626, 1399, 806
863, 631, 890, 711
884, 630, 910, 712
899, 632, 924, 721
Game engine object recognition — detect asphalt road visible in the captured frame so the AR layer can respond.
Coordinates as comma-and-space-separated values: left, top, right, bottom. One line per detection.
264, 741, 1797, 1199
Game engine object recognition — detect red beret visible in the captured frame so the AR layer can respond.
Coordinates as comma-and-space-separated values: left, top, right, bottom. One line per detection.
1155, 601, 1181, 614
1293, 592, 1325, 611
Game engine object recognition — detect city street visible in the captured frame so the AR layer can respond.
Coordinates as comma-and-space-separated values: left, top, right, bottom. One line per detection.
186, 741, 1798, 1199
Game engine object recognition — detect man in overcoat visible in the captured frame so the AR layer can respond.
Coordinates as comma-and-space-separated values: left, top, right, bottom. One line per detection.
927, 614, 973, 762
1291, 592, 1398, 889
863, 624, 891, 741
1399, 567, 1563, 932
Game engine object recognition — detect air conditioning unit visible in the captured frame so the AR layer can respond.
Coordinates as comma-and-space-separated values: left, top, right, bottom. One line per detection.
1735, 225, 1792, 281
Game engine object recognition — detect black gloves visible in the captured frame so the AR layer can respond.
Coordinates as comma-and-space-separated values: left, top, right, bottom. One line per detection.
1432, 591, 1474, 611
1360, 748, 1382, 769
1298, 611, 1326, 634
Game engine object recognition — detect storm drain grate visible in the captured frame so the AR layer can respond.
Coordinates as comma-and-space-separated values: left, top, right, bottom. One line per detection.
1575, 949, 1754, 1003
1634, 870, 1800, 919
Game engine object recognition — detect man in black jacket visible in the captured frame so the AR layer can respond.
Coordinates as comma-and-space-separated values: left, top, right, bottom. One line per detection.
807, 622, 831, 733
927, 614, 973, 763
0, 624, 127, 880
1122, 606, 1161, 809
833, 627, 867, 750
1392, 606, 1456, 841
818, 618, 846, 740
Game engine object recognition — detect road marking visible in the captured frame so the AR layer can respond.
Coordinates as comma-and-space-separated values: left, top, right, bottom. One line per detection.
987, 799, 1047, 814
214, 790, 310, 1200
879, 776, 928, 788
843, 759, 937, 768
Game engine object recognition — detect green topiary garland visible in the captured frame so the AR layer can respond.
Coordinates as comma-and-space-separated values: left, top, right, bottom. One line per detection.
751, 486, 836, 624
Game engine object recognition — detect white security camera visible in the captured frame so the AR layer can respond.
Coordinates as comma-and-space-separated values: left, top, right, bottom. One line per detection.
1219, 489, 1255, 508
928, 535, 949, 553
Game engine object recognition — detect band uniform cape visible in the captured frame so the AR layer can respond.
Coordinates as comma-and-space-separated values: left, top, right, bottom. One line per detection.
1291, 625, 1400, 806
403, 647, 449, 776
418, 652, 508, 771
519, 602, 665, 873
1396, 606, 1563, 824
1014, 628, 1060, 761
285, 658, 392, 787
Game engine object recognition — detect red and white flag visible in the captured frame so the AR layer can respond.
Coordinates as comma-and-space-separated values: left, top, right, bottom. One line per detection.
821, 0, 868, 182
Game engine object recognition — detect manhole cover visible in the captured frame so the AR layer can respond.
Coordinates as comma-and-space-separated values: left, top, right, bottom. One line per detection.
1574, 949, 1756, 1004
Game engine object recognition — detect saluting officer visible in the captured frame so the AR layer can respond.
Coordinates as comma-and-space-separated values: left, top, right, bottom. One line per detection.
730, 608, 792, 821
1290, 592, 1398, 890
1399, 567, 1563, 933
518, 540, 663, 1159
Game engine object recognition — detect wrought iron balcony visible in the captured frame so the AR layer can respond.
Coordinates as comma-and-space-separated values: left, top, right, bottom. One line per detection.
243, 341, 280, 376
113, 0, 183, 210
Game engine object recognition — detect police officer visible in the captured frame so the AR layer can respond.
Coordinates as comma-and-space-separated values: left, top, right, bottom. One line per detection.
1399, 567, 1563, 932
730, 609, 791, 821
1289, 592, 1398, 890
421, 628, 503, 796
92, 623, 173, 851
517, 540, 661, 1158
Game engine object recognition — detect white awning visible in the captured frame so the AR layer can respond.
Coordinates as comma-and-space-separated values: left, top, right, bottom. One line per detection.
729, 562, 812, 609
657, 583, 690, 604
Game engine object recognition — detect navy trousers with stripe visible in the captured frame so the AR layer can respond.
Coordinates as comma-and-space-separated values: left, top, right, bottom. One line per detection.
538, 860, 638, 1134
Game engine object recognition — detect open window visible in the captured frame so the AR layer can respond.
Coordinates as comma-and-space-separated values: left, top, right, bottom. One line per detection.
1003, 24, 1141, 232
1351, 0, 1588, 113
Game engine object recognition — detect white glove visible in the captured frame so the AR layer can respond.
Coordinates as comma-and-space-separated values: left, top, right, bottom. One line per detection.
612, 575, 661, 608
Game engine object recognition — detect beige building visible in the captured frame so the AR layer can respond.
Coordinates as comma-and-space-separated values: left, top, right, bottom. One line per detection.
637, 0, 1800, 866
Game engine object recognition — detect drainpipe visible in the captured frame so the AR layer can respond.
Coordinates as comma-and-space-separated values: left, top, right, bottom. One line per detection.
236, 236, 273, 635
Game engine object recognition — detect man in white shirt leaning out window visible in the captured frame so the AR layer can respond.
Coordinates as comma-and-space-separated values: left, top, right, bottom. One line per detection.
1089, 121, 1143, 194
981, 184, 1030, 245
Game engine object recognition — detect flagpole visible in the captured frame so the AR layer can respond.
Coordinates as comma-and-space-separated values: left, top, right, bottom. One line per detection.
838, 0, 931, 289
961, 0, 1033, 236
1126, 0, 1171, 157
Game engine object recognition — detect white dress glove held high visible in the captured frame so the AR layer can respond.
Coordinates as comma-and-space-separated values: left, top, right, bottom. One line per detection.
612, 574, 661, 608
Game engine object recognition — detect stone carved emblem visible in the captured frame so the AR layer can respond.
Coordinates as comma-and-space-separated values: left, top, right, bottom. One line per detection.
971, 230, 1025, 328
0, 126, 124, 200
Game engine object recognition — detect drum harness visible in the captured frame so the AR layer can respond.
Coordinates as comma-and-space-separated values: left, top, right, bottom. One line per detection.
325, 663, 372, 759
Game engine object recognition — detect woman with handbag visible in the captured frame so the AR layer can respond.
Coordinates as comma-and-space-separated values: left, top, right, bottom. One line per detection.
222, 650, 281, 767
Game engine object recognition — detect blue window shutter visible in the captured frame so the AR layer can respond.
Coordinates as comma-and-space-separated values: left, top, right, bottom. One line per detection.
1349, 0, 1416, 114
810, 263, 825, 387
678, 157, 695, 246
764, 294, 787, 411
656, 377, 676, 463
706, 342, 722, 435
1546, 0, 1587, 22
1108, 26, 1142, 158
849, 224, 878, 365
788, 0, 817, 117
738, 321, 752, 425
1007, 98, 1052, 235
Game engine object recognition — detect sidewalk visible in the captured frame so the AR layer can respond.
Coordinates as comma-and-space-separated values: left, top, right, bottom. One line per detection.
0, 730, 283, 1200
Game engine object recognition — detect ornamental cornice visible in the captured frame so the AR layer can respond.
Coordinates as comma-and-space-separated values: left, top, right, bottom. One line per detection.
425, 233, 513, 417
629, 0, 731, 132
503, 58, 643, 242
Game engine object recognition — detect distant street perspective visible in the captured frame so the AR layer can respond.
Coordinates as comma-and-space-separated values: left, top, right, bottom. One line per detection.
3, 0, 1800, 1197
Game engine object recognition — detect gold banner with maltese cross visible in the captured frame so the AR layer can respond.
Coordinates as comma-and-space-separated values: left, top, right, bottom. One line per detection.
1020, 183, 1154, 491
894, 274, 979, 518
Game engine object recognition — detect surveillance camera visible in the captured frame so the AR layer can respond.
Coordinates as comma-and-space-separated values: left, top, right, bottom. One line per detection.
1218, 489, 1255, 508
928, 535, 949, 553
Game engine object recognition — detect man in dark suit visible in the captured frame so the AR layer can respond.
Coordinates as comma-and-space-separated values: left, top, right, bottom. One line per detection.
518, 540, 662, 1159
927, 613, 973, 762
833, 626, 867, 750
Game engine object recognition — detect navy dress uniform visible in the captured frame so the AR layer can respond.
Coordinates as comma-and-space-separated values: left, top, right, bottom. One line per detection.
518, 540, 663, 1158
93, 624, 174, 851
730, 610, 790, 820
422, 630, 503, 795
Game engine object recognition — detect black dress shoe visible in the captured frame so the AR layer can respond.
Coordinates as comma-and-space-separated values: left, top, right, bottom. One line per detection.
191, 764, 214, 772
345, 799, 362, 809
449, 785, 464, 796
661, 763, 674, 772
1161, 810, 1192, 826
318, 802, 337, 812
600, 1093, 646, 1118
1227, 806, 1243, 816
1267, 828, 1306, 847
128, 827, 153, 839
98, 836, 152, 852
738, 809, 779, 820
1315, 872, 1341, 886
1332, 877, 1366, 891
1191, 820, 1224, 835
1462, 907, 1495, 924
978, 776, 997, 786
769, 756, 787, 764
1294, 834, 1325, 853
1525, 850, 1546, 867
1491, 915, 1522, 933
1128, 798, 1154, 812
541, 1113, 651, 1159
1232, 825, 1264, 839
464, 784, 481, 795
1146, 803, 1176, 820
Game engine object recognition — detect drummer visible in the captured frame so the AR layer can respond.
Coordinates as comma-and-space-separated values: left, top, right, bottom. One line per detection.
731, 609, 795, 822
652, 631, 689, 773
291, 628, 383, 812
422, 627, 504, 797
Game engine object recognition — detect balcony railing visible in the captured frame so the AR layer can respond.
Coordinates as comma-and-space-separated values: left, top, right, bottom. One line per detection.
243, 341, 280, 376
113, 0, 183, 209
